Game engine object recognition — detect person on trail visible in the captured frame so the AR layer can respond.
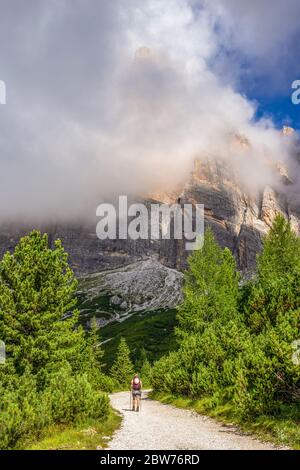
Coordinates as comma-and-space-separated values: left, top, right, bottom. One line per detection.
131, 374, 142, 412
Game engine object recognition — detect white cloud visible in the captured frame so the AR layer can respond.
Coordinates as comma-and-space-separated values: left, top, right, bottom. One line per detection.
0, 0, 297, 221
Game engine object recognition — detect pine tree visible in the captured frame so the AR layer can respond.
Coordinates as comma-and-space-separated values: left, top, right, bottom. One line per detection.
88, 316, 104, 369
110, 337, 134, 387
140, 358, 152, 386
152, 219, 300, 418
0, 231, 111, 449
238, 215, 300, 413
172, 229, 246, 397
135, 347, 147, 372
246, 214, 300, 332
136, 347, 152, 385
80, 316, 106, 388
0, 231, 84, 376
177, 228, 240, 336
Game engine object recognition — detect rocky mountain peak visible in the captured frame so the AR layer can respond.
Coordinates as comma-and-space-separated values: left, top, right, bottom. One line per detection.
0, 129, 299, 277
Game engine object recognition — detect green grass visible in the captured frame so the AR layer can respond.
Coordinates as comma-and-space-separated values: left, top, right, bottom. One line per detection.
77, 286, 178, 372
151, 392, 300, 450
77, 283, 178, 370
100, 309, 178, 370
77, 292, 121, 326
26, 410, 121, 450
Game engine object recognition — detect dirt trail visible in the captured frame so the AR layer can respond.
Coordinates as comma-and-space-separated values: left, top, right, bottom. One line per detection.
108, 391, 279, 450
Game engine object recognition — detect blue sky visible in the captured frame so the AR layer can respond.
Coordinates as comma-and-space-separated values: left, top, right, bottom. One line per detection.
212, 0, 300, 131
241, 67, 300, 131
254, 94, 300, 131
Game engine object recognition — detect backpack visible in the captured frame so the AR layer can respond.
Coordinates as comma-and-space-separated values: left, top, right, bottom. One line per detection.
132, 377, 141, 390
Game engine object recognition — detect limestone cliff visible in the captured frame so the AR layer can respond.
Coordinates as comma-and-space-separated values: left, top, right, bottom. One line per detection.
0, 132, 299, 278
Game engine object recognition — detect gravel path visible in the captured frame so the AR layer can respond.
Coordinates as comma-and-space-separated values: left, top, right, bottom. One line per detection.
109, 391, 278, 450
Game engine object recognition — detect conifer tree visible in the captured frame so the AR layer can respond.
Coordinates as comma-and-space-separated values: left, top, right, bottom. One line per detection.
0, 231, 110, 449
80, 316, 106, 387
246, 214, 300, 332
173, 228, 244, 396
152, 219, 300, 417
140, 358, 152, 386
177, 228, 240, 336
135, 347, 152, 384
110, 337, 134, 387
0, 231, 84, 376
135, 347, 147, 372
237, 215, 300, 412
88, 316, 104, 369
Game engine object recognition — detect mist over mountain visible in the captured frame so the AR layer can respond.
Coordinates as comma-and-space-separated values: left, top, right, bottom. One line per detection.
0, 0, 299, 222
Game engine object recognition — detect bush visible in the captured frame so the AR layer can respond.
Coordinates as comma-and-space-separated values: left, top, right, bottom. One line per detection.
0, 371, 52, 450
0, 366, 110, 450
44, 366, 109, 424
97, 373, 119, 393
152, 351, 190, 395
0, 232, 113, 450
152, 217, 300, 421
233, 312, 300, 417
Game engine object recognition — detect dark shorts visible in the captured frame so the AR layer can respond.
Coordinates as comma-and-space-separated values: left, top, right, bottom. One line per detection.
132, 390, 141, 397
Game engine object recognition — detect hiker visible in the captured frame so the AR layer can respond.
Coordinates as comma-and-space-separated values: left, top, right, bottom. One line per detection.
131, 374, 142, 412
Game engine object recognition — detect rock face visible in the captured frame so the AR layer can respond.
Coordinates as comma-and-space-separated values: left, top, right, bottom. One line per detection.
0, 153, 299, 278
170, 157, 299, 273
79, 258, 183, 326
